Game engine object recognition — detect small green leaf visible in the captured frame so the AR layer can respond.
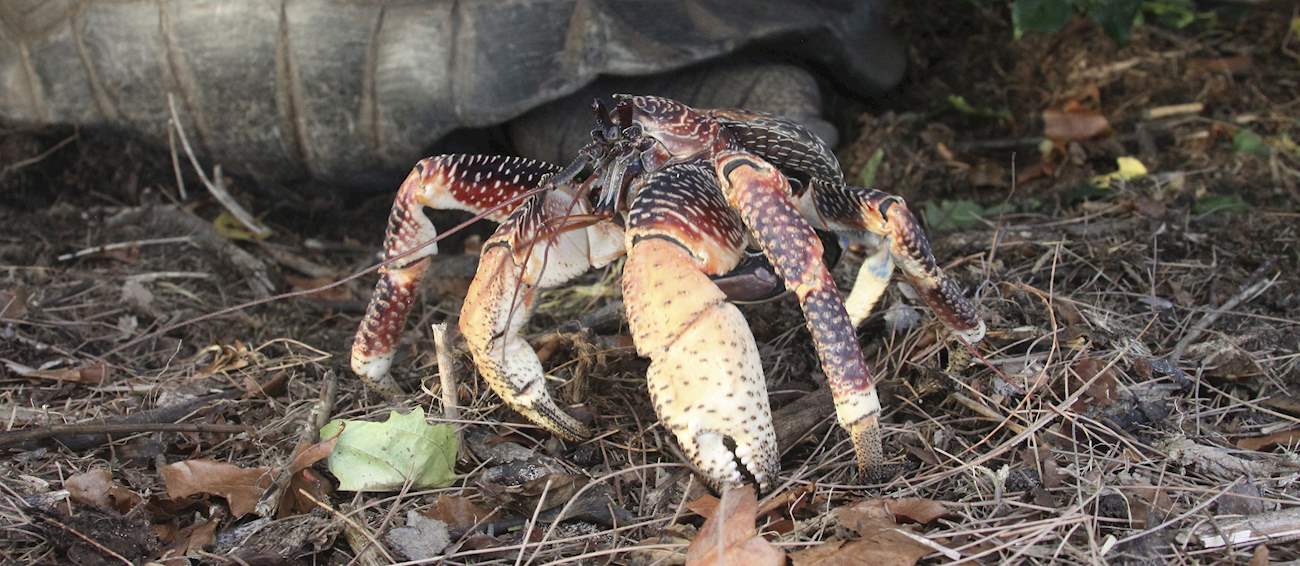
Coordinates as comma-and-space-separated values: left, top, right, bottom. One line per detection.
1232, 128, 1270, 156
859, 148, 885, 187
924, 199, 1013, 232
1290, 16, 1300, 38
320, 407, 458, 492
1193, 194, 1249, 215
1012, 0, 1074, 39
947, 95, 1013, 121
1088, 0, 1142, 43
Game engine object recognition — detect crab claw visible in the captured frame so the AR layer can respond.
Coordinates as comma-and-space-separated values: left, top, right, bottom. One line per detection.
460, 243, 595, 441
624, 238, 779, 490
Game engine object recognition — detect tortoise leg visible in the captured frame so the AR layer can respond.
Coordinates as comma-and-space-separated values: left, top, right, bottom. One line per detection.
799, 184, 985, 342
712, 151, 885, 477
621, 162, 777, 491
460, 190, 624, 441
352, 155, 561, 393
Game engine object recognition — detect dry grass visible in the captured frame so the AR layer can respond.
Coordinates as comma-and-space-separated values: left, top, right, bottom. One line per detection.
2, 2, 1299, 564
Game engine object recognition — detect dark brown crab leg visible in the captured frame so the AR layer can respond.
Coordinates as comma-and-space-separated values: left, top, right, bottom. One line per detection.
351, 154, 561, 394
712, 150, 885, 477
713, 109, 983, 342
800, 184, 985, 342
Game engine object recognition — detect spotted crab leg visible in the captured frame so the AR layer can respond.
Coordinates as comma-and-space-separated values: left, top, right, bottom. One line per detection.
712, 151, 885, 477
351, 154, 561, 394
713, 109, 983, 342
460, 187, 624, 441
799, 184, 985, 343
621, 162, 778, 490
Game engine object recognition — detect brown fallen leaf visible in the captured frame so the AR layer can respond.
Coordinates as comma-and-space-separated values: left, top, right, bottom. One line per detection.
1237, 428, 1300, 451
1, 288, 29, 318
792, 536, 932, 566
1070, 357, 1118, 408
3, 360, 110, 385
279, 468, 335, 518
686, 485, 785, 566
1189, 55, 1253, 76
819, 498, 941, 566
424, 495, 498, 532
1043, 109, 1110, 142
886, 498, 951, 525
66, 468, 142, 514
161, 459, 273, 518
160, 517, 220, 560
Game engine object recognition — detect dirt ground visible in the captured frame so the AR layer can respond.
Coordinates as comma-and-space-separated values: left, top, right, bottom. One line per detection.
2, 1, 1299, 564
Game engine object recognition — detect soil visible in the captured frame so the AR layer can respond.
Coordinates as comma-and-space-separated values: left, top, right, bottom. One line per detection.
2, 1, 1298, 564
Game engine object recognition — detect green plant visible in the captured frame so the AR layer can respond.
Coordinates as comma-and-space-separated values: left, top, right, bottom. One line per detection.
1011, 0, 1209, 43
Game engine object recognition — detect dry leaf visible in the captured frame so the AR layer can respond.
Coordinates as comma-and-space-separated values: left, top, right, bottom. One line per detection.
1189, 55, 1252, 76
162, 517, 219, 559
792, 536, 931, 566
161, 459, 273, 518
1043, 109, 1110, 141
424, 495, 498, 532
2, 360, 110, 384
824, 498, 939, 566
1, 288, 29, 318
280, 467, 335, 518
66, 469, 141, 513
1071, 358, 1118, 407
688, 494, 721, 519
685, 485, 785, 566
1236, 428, 1300, 451
886, 498, 951, 525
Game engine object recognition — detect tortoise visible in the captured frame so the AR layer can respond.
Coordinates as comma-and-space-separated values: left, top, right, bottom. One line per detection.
0, 0, 904, 187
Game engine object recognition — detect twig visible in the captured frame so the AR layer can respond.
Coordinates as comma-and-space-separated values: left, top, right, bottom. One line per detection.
0, 422, 249, 448
167, 93, 270, 238
431, 322, 463, 454
1184, 506, 1300, 549
56, 236, 194, 262
3, 389, 240, 450
1143, 102, 1204, 120
1170, 259, 1278, 362
0, 133, 78, 180
167, 117, 188, 200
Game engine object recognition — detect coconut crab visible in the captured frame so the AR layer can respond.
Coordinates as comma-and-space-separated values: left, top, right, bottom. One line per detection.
351, 95, 985, 490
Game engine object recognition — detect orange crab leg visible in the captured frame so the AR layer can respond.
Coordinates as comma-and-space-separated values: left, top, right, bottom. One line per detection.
622, 162, 777, 490
460, 188, 625, 441
713, 151, 885, 477
352, 154, 560, 393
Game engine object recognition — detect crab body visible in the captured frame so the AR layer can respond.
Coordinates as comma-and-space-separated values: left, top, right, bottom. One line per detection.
352, 95, 984, 490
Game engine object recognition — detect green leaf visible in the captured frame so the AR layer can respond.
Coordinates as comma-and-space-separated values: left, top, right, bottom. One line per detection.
1232, 128, 1270, 156
1143, 0, 1197, 29
1193, 194, 1249, 216
859, 148, 885, 187
320, 407, 458, 492
924, 199, 1013, 232
1012, 0, 1074, 39
947, 95, 1013, 121
1088, 0, 1143, 43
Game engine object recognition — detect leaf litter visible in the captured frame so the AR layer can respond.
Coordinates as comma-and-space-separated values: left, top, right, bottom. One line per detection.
2, 2, 1300, 564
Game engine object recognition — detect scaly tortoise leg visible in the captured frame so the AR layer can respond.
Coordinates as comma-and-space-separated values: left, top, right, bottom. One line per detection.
352, 154, 561, 394
799, 184, 985, 342
712, 151, 886, 478
621, 162, 778, 490
460, 188, 624, 441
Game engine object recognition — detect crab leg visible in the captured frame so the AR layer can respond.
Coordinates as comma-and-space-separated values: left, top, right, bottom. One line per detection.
352, 154, 561, 394
712, 151, 885, 477
460, 189, 624, 441
800, 184, 985, 343
622, 163, 778, 490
